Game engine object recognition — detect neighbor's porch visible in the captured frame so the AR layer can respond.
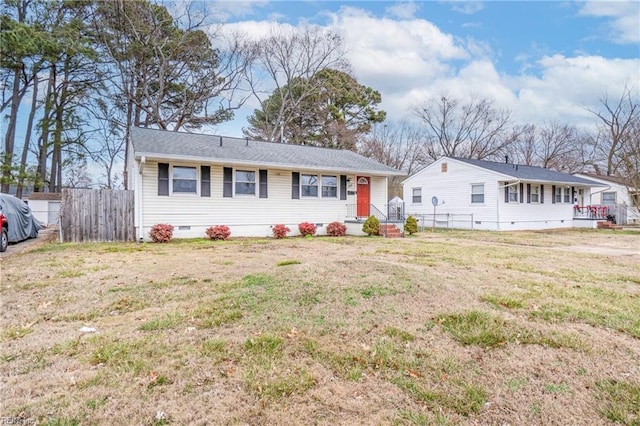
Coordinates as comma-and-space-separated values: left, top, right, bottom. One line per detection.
573, 204, 627, 224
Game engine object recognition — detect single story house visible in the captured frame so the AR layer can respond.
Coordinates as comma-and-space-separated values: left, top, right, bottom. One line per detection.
573, 172, 640, 224
402, 156, 605, 231
128, 127, 405, 240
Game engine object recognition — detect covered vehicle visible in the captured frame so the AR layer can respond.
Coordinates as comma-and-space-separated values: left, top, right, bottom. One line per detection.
0, 193, 41, 244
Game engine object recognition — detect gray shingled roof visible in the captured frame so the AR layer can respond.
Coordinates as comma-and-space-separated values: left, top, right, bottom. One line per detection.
452, 157, 603, 186
131, 127, 404, 176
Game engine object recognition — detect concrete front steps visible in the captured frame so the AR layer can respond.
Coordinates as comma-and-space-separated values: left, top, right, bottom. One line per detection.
597, 221, 623, 230
380, 224, 404, 238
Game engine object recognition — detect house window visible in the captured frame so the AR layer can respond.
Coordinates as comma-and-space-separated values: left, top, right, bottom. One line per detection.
235, 170, 256, 195
554, 186, 563, 203
173, 166, 197, 194
412, 187, 422, 204
507, 185, 518, 202
563, 187, 571, 203
471, 184, 484, 204
602, 192, 616, 205
321, 175, 337, 198
301, 174, 318, 197
530, 185, 540, 203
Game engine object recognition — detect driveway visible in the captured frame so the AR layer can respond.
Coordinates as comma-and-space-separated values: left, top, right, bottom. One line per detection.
0, 228, 57, 258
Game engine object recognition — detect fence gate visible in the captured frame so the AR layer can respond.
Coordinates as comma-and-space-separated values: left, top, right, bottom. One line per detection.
60, 188, 135, 242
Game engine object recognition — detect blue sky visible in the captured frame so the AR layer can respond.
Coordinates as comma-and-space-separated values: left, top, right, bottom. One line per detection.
210, 0, 640, 137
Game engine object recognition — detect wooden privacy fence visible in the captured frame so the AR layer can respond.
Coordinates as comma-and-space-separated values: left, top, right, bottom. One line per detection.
60, 189, 135, 242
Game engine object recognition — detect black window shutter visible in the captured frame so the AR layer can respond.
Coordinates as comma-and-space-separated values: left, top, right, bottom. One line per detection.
292, 172, 300, 199
571, 186, 575, 203
201, 166, 210, 197
223, 167, 233, 198
259, 169, 268, 198
340, 175, 347, 200
158, 163, 169, 196
551, 185, 556, 204
519, 182, 524, 203
527, 184, 531, 203
504, 184, 509, 203
540, 184, 545, 203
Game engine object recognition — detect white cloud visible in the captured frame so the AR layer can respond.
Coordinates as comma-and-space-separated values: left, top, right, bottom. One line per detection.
445, 1, 484, 15
328, 7, 467, 92
213, 3, 640, 138
578, 0, 640, 44
508, 54, 640, 128
385, 2, 421, 19
211, 1, 270, 22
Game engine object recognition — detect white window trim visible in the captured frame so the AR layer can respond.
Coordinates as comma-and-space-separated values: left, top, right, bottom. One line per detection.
301, 173, 319, 198
170, 164, 199, 196
234, 169, 257, 197
321, 175, 338, 198
530, 184, 540, 203
602, 191, 616, 205
471, 183, 485, 204
554, 187, 563, 203
507, 185, 518, 203
412, 187, 422, 204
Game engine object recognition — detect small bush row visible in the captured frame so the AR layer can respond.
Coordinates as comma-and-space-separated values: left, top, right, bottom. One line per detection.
150, 221, 350, 242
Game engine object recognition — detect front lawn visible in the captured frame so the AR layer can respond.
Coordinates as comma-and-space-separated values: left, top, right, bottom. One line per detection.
1, 229, 638, 425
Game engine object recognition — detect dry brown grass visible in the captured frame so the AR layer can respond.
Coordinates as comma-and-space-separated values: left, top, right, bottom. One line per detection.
1, 229, 639, 425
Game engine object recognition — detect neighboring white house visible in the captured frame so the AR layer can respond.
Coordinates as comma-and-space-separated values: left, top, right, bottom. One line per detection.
573, 173, 640, 224
128, 127, 405, 240
402, 157, 604, 231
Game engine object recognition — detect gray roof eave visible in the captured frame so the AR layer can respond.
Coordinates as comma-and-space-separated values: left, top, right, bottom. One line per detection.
135, 152, 406, 177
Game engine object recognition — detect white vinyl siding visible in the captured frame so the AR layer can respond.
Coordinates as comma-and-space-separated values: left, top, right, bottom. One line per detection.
402, 157, 587, 231
137, 161, 389, 238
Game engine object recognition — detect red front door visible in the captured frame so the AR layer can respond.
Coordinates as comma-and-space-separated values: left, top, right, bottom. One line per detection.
356, 176, 370, 217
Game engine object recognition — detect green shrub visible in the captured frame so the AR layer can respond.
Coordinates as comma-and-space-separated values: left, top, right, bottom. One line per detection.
362, 216, 380, 236
404, 215, 418, 235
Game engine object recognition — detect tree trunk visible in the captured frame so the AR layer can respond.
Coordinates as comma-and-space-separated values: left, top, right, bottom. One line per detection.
1, 68, 23, 193
16, 71, 40, 198
35, 67, 56, 192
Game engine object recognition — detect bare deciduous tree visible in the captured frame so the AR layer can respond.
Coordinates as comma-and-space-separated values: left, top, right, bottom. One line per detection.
358, 121, 429, 197
585, 85, 640, 176
505, 122, 582, 172
415, 94, 516, 161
